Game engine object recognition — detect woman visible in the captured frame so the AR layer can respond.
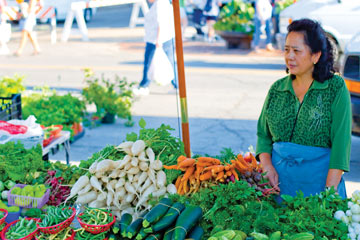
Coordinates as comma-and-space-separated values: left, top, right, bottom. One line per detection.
256, 19, 351, 199
14, 0, 41, 56
133, 0, 177, 96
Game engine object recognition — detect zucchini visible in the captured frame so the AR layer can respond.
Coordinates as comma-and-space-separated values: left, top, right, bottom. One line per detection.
289, 233, 314, 240
145, 233, 163, 240
249, 232, 269, 240
127, 215, 147, 238
172, 205, 203, 240
108, 232, 117, 240
186, 225, 204, 240
144, 202, 185, 233
120, 213, 133, 237
143, 198, 173, 228
136, 227, 149, 240
163, 226, 175, 240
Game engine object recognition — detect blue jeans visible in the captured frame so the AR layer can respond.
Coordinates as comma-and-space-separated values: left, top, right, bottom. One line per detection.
253, 17, 272, 47
139, 39, 178, 89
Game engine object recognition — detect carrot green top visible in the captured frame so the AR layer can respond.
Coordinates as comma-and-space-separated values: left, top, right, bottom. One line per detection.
256, 74, 352, 171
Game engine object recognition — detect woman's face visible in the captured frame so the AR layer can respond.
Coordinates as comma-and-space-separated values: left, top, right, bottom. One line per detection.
285, 31, 321, 78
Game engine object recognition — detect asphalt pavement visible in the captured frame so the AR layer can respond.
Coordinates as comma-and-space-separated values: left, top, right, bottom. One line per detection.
0, 5, 359, 195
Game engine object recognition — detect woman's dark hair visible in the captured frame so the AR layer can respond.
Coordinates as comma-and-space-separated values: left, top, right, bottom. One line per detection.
286, 18, 335, 83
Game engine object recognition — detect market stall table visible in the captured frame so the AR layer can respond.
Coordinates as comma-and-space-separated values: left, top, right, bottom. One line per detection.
42, 131, 71, 165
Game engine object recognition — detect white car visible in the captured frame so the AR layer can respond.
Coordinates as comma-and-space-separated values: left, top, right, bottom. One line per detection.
276, 0, 360, 54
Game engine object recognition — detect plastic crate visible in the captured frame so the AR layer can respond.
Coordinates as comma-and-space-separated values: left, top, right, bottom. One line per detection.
8, 184, 50, 209
0, 94, 22, 121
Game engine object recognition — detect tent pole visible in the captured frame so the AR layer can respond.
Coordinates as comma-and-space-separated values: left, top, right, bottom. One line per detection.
172, 0, 191, 157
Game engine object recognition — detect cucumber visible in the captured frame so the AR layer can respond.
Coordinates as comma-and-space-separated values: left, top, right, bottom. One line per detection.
144, 202, 185, 233
108, 232, 117, 240
145, 233, 163, 240
289, 233, 314, 240
172, 205, 203, 240
143, 198, 173, 228
186, 225, 204, 240
120, 213, 133, 237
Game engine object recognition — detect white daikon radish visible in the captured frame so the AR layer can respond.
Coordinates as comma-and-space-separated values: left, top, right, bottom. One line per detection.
127, 167, 140, 175
112, 160, 123, 169
133, 173, 141, 182
125, 193, 135, 203
147, 168, 156, 185
76, 191, 97, 204
107, 182, 115, 195
150, 160, 163, 171
153, 186, 167, 197
110, 179, 117, 189
115, 178, 125, 189
124, 162, 132, 171
125, 182, 138, 196
89, 162, 98, 174
113, 195, 122, 210
96, 159, 115, 173
138, 151, 148, 162
166, 184, 177, 194
113, 211, 121, 219
139, 178, 151, 193
136, 184, 156, 210
98, 192, 107, 201
119, 171, 126, 178
131, 157, 139, 167
109, 169, 120, 178
120, 203, 131, 211
139, 162, 149, 172
65, 175, 89, 202
95, 171, 102, 179
119, 155, 131, 169
136, 172, 148, 190
90, 176, 104, 194
156, 171, 167, 188
116, 187, 126, 200
122, 207, 134, 215
146, 148, 155, 162
117, 141, 134, 149
77, 184, 92, 196
89, 199, 106, 208
101, 176, 109, 184
131, 140, 146, 156
127, 174, 134, 182
106, 191, 114, 207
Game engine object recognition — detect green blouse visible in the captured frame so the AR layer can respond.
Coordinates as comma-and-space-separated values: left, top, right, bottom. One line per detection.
256, 74, 352, 171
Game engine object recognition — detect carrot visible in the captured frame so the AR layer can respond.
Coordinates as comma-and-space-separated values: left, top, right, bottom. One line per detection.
178, 158, 196, 168
195, 161, 215, 167
215, 171, 225, 181
225, 170, 232, 177
195, 166, 204, 180
234, 161, 249, 173
163, 165, 178, 170
250, 153, 258, 169
177, 155, 187, 164
181, 166, 195, 182
210, 165, 225, 174
199, 171, 212, 181
203, 165, 224, 172
189, 175, 196, 185
183, 180, 189, 194
231, 168, 239, 180
175, 176, 182, 189
177, 180, 184, 194
237, 154, 251, 168
197, 157, 221, 165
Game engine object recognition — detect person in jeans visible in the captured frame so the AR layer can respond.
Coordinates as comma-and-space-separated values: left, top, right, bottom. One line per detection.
252, 0, 274, 52
133, 0, 177, 96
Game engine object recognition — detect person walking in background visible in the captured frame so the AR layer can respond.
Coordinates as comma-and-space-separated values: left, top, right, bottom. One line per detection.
252, 0, 274, 52
190, 0, 206, 40
202, 0, 221, 42
14, 0, 41, 56
133, 0, 177, 96
180, 0, 188, 39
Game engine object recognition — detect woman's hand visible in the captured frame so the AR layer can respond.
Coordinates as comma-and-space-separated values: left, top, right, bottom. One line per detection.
259, 153, 280, 192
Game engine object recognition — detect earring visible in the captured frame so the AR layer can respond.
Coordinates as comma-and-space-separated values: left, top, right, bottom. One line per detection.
313, 62, 316, 65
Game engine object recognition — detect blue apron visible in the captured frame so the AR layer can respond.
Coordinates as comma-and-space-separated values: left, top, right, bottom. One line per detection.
272, 142, 346, 200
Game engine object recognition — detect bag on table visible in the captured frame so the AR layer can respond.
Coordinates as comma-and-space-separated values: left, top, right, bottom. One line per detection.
148, 47, 174, 86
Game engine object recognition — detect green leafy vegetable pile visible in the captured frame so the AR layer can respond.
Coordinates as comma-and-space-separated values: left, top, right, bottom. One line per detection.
0, 142, 44, 183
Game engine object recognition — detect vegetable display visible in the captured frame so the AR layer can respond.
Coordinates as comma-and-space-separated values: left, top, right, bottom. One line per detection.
66, 140, 176, 219
4, 217, 37, 239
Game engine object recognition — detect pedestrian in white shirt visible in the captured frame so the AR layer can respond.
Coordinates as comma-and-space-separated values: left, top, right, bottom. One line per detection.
253, 0, 274, 52
133, 0, 178, 96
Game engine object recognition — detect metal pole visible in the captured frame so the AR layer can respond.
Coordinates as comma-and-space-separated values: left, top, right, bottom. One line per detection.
172, 0, 191, 157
